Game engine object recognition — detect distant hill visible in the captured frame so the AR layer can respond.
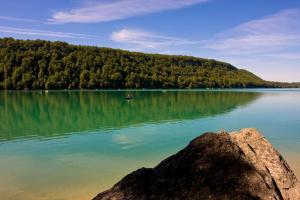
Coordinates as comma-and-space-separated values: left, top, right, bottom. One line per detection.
0, 37, 297, 89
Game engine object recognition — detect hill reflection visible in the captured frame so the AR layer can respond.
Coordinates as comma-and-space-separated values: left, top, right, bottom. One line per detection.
0, 90, 261, 141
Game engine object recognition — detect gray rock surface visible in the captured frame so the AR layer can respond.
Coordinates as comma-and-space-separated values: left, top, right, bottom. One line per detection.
93, 128, 300, 200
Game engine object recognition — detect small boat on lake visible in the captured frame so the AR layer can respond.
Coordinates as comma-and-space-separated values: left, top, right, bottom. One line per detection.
125, 94, 133, 100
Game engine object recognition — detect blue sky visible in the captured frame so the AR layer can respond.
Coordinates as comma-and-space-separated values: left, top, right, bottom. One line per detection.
0, 0, 299, 82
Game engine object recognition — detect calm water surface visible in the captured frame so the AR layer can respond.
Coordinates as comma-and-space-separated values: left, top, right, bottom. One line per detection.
0, 89, 299, 200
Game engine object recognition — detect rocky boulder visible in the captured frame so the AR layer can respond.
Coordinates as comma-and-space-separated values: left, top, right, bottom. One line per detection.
93, 128, 300, 200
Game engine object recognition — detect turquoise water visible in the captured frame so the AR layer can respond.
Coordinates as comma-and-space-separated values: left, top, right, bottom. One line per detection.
0, 89, 299, 200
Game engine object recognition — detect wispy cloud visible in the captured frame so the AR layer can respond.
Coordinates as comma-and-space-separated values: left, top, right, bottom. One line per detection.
204, 9, 300, 55
110, 9, 300, 57
0, 26, 94, 39
200, 8, 300, 81
49, 0, 210, 23
0, 16, 44, 23
263, 52, 300, 60
110, 28, 203, 51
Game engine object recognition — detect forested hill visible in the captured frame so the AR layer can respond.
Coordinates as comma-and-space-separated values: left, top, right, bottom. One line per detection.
0, 37, 273, 89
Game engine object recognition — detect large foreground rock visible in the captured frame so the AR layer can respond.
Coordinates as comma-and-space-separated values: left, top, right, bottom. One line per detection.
93, 128, 300, 200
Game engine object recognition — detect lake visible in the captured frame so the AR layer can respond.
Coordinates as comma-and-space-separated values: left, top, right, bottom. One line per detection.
0, 89, 299, 200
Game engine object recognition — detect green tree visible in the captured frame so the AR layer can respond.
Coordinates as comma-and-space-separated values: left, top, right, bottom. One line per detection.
0, 37, 287, 90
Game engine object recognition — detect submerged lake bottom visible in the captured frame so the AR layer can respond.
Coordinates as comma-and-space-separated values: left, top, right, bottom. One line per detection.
0, 89, 299, 200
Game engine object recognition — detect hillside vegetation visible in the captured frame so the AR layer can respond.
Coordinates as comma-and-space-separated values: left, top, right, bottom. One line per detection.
0, 37, 290, 89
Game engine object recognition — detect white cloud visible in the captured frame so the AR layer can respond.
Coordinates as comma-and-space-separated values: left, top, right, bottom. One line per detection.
110, 28, 202, 50
0, 26, 94, 39
205, 9, 300, 55
0, 16, 44, 23
110, 9, 300, 57
194, 8, 300, 82
49, 0, 209, 23
264, 52, 300, 60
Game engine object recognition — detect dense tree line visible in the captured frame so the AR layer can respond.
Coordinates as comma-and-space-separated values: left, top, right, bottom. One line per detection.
0, 37, 292, 90
266, 81, 300, 88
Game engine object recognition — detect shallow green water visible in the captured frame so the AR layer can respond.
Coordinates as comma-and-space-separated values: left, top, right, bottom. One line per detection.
0, 89, 299, 200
